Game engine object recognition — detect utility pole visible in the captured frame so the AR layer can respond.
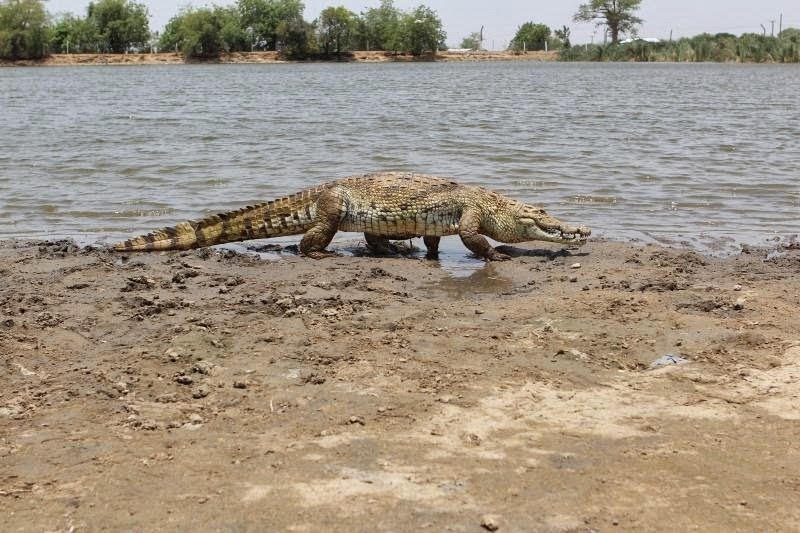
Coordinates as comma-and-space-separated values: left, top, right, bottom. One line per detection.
779, 13, 783, 35
669, 29, 673, 42
479, 25, 484, 51
760, 24, 766, 37
770, 20, 775, 37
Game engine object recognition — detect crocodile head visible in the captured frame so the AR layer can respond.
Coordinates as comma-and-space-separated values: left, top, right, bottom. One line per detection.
495, 203, 591, 245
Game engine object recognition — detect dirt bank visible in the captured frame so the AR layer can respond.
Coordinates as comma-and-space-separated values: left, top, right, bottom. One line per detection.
1, 50, 558, 67
1, 238, 799, 531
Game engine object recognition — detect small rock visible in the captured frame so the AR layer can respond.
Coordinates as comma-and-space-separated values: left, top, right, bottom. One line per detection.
156, 393, 178, 403
649, 354, 689, 369
733, 284, 743, 291
188, 414, 204, 425
481, 514, 501, 531
474, 309, 484, 315
192, 386, 210, 399
232, 381, 248, 389
733, 298, 745, 310
569, 276, 579, 283
464, 433, 482, 446
348, 416, 366, 426
302, 372, 326, 385
175, 375, 194, 385
570, 263, 581, 269
192, 361, 216, 375
141, 419, 159, 431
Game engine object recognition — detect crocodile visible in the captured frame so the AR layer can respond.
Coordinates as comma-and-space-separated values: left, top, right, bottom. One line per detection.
113, 172, 590, 260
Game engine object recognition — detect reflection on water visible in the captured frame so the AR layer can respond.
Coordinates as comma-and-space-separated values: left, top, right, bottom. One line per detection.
1, 62, 798, 255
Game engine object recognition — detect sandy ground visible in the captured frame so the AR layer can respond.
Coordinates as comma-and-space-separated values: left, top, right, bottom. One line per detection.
1, 237, 799, 531
1, 50, 558, 67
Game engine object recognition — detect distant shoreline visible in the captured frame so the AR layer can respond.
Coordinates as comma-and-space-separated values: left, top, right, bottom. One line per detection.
1, 50, 559, 67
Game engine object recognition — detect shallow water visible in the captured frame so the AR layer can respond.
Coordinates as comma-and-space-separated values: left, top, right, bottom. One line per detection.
1, 62, 798, 258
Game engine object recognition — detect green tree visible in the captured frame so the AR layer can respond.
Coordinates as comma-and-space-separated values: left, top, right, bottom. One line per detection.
161, 6, 246, 58
217, 6, 249, 52
399, 5, 445, 55
460, 31, 481, 50
87, 0, 149, 52
509, 22, 551, 51
360, 0, 401, 51
176, 8, 224, 58
318, 5, 356, 58
573, 0, 643, 44
779, 28, 800, 43
276, 12, 316, 57
0, 0, 49, 59
158, 14, 182, 52
50, 13, 101, 53
554, 25, 571, 48
236, 0, 304, 51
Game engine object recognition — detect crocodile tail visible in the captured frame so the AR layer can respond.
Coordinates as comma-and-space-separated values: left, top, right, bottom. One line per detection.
113, 188, 324, 252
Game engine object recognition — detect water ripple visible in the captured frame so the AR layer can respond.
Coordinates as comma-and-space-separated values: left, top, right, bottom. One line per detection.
0, 62, 798, 252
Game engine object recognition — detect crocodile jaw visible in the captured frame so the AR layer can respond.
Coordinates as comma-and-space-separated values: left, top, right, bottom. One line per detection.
536, 224, 591, 245
516, 217, 591, 245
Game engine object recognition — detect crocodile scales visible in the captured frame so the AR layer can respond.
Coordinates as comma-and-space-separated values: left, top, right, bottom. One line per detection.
113, 172, 591, 260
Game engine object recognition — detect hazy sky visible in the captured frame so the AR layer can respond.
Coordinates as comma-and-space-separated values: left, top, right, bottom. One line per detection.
46, 0, 799, 49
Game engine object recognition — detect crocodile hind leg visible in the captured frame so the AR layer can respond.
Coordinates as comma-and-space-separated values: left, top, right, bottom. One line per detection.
423, 236, 440, 259
299, 191, 341, 259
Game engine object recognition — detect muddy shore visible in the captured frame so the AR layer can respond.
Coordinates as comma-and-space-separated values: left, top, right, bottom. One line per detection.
0, 50, 557, 67
1, 237, 799, 531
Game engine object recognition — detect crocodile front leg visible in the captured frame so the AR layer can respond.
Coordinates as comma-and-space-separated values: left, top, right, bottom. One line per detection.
299, 191, 342, 259
458, 210, 510, 261
423, 236, 440, 259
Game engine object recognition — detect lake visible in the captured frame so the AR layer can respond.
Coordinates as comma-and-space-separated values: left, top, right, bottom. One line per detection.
1, 61, 798, 255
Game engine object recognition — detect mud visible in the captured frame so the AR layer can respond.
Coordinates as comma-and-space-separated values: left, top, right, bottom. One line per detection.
1, 238, 799, 531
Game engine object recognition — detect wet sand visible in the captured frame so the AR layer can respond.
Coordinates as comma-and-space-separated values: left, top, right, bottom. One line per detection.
1, 237, 799, 531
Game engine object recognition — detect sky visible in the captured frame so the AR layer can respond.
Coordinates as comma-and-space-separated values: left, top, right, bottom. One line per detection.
45, 0, 799, 50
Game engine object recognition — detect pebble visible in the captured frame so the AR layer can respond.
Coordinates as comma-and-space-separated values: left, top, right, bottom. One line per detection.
188, 414, 204, 425
570, 263, 581, 269
141, 419, 159, 431
348, 416, 366, 426
233, 381, 248, 389
734, 298, 745, 310
175, 375, 194, 385
733, 284, 743, 291
481, 514, 501, 531
192, 386, 210, 399
192, 361, 216, 375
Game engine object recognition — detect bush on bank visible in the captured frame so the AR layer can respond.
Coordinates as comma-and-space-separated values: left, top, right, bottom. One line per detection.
560, 30, 800, 63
